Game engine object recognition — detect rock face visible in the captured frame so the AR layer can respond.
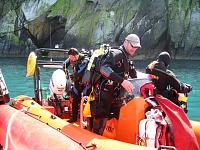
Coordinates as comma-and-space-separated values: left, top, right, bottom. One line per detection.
0, 0, 200, 59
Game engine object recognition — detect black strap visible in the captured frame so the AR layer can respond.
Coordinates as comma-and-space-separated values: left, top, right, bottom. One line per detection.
118, 47, 129, 75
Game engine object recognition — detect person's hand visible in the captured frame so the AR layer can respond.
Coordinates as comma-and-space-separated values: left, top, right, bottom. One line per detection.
82, 96, 88, 101
181, 83, 192, 93
121, 80, 133, 93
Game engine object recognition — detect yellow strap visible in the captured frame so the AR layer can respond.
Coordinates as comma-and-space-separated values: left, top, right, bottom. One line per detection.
178, 93, 188, 102
87, 48, 105, 70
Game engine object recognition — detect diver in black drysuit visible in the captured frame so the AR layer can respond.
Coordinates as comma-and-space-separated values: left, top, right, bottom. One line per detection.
89, 46, 137, 134
63, 48, 90, 122
146, 51, 191, 110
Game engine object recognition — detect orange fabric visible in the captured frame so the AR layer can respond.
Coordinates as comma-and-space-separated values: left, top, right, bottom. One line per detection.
0, 105, 83, 150
116, 97, 149, 144
61, 123, 105, 147
190, 120, 200, 146
61, 123, 156, 150
103, 118, 118, 139
43, 106, 55, 114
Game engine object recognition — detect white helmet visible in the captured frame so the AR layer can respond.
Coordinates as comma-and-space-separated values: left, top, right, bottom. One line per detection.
49, 69, 66, 96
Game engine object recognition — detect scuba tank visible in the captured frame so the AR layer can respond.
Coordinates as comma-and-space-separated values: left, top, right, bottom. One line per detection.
0, 69, 10, 104
82, 44, 109, 85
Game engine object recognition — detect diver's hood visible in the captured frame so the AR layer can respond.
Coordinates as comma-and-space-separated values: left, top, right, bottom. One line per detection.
158, 51, 171, 67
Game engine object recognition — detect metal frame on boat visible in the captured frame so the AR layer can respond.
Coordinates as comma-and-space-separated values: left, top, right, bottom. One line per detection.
32, 48, 68, 103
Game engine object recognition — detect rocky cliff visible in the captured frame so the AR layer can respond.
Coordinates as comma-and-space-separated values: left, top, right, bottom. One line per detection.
0, 0, 200, 59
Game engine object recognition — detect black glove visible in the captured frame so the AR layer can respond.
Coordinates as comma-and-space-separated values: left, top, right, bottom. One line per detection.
185, 83, 192, 92
180, 83, 192, 93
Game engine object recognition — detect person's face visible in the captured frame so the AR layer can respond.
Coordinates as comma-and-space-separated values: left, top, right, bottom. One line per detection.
126, 41, 139, 56
69, 55, 78, 62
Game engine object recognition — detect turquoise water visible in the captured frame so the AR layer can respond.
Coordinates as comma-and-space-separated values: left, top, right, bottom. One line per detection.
0, 57, 200, 121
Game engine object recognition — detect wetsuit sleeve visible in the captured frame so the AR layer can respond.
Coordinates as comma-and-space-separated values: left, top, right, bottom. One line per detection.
71, 57, 89, 84
166, 69, 176, 77
63, 59, 70, 73
166, 69, 191, 93
76, 57, 89, 75
100, 50, 124, 84
153, 68, 182, 91
146, 61, 190, 93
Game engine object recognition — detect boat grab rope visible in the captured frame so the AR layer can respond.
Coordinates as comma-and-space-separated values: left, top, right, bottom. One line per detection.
85, 143, 97, 149
11, 99, 40, 118
4, 108, 28, 150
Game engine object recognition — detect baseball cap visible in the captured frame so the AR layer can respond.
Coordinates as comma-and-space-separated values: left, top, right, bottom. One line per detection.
125, 34, 141, 48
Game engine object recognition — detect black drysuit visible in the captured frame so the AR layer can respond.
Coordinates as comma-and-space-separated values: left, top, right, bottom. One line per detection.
89, 46, 137, 134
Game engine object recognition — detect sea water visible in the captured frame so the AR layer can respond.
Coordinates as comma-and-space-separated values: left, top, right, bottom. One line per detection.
0, 57, 199, 121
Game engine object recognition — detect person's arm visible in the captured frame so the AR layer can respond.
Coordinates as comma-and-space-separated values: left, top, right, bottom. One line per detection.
166, 69, 176, 77
152, 68, 184, 92
63, 58, 71, 80
100, 50, 133, 93
72, 57, 90, 83
63, 58, 70, 73
77, 57, 89, 75
100, 50, 124, 84
165, 70, 191, 93
146, 61, 191, 93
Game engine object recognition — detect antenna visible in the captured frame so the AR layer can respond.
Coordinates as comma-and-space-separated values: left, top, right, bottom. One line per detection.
50, 23, 52, 48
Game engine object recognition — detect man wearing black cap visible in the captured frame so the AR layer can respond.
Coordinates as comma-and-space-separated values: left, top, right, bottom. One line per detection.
63, 48, 90, 122
89, 34, 141, 134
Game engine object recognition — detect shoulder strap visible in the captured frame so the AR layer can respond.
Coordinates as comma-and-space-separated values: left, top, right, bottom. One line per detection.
118, 47, 129, 75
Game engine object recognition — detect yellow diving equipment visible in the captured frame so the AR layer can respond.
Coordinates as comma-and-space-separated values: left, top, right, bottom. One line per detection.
26, 52, 37, 77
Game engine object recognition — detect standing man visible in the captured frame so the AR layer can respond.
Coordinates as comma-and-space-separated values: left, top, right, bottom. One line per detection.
89, 34, 141, 134
63, 48, 90, 123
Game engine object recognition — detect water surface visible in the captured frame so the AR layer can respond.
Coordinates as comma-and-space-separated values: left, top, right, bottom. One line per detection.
0, 58, 199, 121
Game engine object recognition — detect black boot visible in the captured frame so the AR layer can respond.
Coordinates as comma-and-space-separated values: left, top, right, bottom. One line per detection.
68, 93, 79, 123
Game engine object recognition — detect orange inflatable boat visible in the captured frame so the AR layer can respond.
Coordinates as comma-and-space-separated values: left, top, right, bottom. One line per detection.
0, 95, 199, 150
0, 103, 156, 150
